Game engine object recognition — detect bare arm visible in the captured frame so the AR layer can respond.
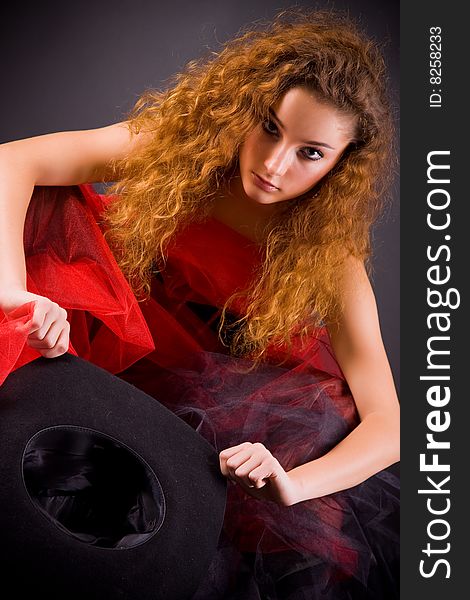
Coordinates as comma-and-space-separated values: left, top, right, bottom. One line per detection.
287, 256, 400, 501
219, 256, 400, 505
0, 121, 151, 356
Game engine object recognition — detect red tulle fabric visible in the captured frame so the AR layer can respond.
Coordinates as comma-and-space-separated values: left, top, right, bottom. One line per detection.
0, 185, 154, 380
0, 184, 399, 599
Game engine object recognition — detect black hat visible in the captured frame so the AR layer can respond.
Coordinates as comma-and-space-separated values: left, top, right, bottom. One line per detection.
0, 354, 226, 599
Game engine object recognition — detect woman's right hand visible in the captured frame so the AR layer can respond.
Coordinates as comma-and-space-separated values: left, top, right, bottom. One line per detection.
0, 289, 70, 358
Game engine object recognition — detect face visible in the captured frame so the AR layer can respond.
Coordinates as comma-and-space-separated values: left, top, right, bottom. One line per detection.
236, 86, 356, 205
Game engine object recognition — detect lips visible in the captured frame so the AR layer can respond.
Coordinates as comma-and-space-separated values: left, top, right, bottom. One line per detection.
252, 172, 279, 191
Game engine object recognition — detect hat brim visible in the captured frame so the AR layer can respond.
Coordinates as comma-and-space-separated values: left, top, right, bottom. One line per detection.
0, 354, 226, 599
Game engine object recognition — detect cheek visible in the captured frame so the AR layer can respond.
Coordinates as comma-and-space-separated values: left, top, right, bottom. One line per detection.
289, 165, 329, 196
239, 130, 265, 166
292, 167, 321, 187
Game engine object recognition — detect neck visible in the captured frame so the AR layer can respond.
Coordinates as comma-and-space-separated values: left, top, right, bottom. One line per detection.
208, 165, 295, 243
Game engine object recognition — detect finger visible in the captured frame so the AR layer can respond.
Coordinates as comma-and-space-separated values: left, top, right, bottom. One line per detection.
28, 319, 65, 350
25, 303, 48, 336
247, 462, 278, 489
234, 457, 264, 487
39, 323, 70, 359
27, 310, 56, 342
31, 304, 67, 339
219, 442, 253, 459
221, 449, 254, 479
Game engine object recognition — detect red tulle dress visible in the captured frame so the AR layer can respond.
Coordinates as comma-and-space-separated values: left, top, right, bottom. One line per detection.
0, 184, 399, 599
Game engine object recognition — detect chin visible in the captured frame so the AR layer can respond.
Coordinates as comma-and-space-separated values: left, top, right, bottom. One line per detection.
241, 178, 282, 205
246, 188, 281, 205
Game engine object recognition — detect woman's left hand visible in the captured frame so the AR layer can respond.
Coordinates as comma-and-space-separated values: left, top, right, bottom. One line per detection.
219, 441, 300, 506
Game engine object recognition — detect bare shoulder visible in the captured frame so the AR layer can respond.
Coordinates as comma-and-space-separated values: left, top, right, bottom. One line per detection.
85, 121, 155, 181
327, 255, 382, 355
336, 255, 371, 299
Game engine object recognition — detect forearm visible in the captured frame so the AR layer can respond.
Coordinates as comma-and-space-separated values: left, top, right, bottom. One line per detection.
0, 146, 36, 289
288, 409, 400, 502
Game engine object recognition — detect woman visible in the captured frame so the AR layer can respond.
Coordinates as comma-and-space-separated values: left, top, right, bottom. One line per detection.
0, 9, 399, 599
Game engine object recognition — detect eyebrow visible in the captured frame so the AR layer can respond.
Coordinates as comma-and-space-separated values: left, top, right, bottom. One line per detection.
268, 108, 336, 150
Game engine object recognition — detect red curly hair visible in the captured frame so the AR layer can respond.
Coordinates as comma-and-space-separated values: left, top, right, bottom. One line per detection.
103, 8, 395, 363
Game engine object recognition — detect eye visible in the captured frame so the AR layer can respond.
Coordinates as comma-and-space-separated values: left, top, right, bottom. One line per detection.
301, 147, 324, 161
261, 119, 278, 136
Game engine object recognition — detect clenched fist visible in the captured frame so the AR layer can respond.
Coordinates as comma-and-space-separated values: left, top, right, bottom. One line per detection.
219, 441, 300, 506
1, 289, 70, 358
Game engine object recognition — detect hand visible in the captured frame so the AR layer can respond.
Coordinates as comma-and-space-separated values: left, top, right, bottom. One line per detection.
1, 289, 70, 358
219, 441, 300, 506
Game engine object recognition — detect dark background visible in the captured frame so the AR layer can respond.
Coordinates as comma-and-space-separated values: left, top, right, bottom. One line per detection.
0, 0, 399, 387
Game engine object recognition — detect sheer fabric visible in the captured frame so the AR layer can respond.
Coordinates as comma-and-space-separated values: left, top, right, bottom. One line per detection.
0, 184, 399, 598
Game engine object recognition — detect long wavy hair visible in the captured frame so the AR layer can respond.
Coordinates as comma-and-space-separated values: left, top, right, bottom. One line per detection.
103, 8, 395, 364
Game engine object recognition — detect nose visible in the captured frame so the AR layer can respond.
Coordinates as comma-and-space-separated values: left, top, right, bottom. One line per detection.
263, 142, 292, 178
